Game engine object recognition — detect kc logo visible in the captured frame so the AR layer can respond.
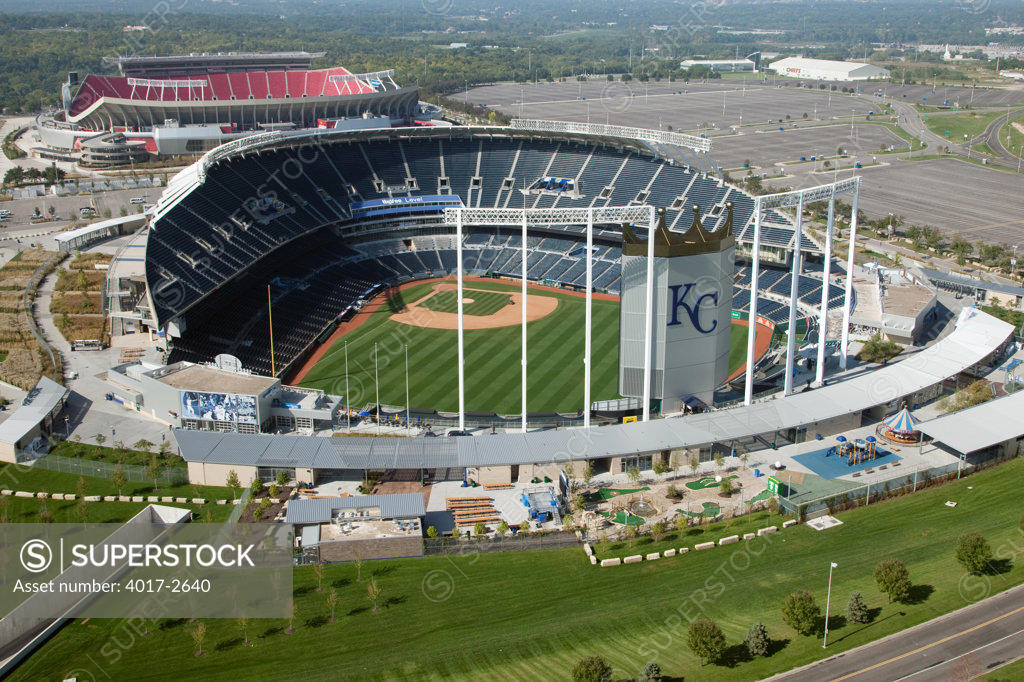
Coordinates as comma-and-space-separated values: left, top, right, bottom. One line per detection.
667, 283, 719, 333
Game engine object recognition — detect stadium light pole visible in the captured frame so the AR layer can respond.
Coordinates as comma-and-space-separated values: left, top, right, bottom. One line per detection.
815, 190, 836, 385
522, 211, 528, 432
642, 208, 657, 422
744, 199, 763, 406
345, 341, 350, 432
374, 342, 380, 434
823, 561, 838, 648
405, 344, 410, 431
784, 194, 805, 396
840, 186, 859, 370
584, 208, 593, 427
456, 208, 465, 431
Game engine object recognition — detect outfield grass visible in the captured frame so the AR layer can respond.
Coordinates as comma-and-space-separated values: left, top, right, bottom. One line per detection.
301, 279, 752, 414
14, 457, 1024, 681
300, 280, 622, 414
418, 289, 512, 316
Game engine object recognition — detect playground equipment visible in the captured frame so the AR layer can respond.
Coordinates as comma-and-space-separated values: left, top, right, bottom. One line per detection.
828, 434, 879, 466
880, 406, 922, 444
521, 486, 561, 524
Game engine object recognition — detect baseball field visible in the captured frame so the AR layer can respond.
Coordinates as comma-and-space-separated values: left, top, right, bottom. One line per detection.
295, 278, 762, 414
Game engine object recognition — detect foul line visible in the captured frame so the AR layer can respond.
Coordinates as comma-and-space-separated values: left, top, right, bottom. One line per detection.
830, 604, 1024, 681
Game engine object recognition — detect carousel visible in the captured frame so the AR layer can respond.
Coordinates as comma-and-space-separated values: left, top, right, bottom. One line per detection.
878, 405, 922, 444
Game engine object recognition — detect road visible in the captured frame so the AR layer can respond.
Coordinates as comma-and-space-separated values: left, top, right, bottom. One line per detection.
772, 583, 1024, 682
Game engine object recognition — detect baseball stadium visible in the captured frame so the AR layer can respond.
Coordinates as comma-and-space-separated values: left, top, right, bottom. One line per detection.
138, 122, 829, 423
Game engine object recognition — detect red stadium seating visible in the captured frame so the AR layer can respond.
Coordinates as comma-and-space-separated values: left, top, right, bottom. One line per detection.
68, 67, 372, 116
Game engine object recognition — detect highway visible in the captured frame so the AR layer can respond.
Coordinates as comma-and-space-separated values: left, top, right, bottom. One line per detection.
772, 583, 1024, 681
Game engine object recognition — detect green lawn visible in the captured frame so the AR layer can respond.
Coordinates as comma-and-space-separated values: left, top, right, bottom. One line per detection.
0, 463, 237, 501
922, 109, 1015, 142
15, 457, 1024, 681
50, 440, 182, 468
418, 288, 513, 316
0, 496, 233, 523
301, 280, 754, 414
982, 655, 1024, 681
999, 110, 1024, 159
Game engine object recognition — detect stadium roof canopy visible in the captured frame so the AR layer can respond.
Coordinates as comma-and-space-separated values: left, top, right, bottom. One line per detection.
917, 388, 1024, 454
918, 267, 1024, 299
175, 308, 1014, 470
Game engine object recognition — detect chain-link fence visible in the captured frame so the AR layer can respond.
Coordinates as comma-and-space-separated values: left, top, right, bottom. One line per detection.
30, 454, 189, 487
424, 531, 579, 555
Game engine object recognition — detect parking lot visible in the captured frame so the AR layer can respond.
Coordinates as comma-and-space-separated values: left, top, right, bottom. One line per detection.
712, 122, 907, 169
771, 157, 1024, 245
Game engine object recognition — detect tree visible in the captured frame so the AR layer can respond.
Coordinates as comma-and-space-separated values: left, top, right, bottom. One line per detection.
133, 438, 153, 452
237, 617, 250, 646
847, 591, 870, 624
627, 466, 641, 486
250, 476, 263, 496
146, 454, 160, 494
950, 235, 973, 265
571, 655, 613, 682
652, 459, 667, 476
94, 433, 106, 446
312, 561, 324, 593
426, 525, 439, 538
874, 557, 912, 603
650, 520, 666, 543
276, 470, 290, 487
687, 618, 726, 665
366, 577, 382, 612
3, 166, 24, 186
572, 494, 587, 512
675, 515, 688, 533
955, 532, 993, 574
286, 600, 298, 634
782, 590, 821, 636
636, 661, 662, 681
496, 520, 510, 536
713, 452, 724, 470
689, 455, 699, 475
226, 470, 241, 499
111, 464, 126, 497
474, 522, 488, 537
190, 621, 206, 657
353, 550, 364, 582
268, 483, 279, 499
326, 588, 338, 623
858, 334, 901, 364
744, 621, 770, 657
582, 462, 594, 486
719, 478, 732, 496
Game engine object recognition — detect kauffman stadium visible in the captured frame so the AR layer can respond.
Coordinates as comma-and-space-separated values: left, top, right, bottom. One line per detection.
139, 119, 844, 422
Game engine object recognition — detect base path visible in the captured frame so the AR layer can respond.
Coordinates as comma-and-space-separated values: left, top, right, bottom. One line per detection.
390, 281, 557, 330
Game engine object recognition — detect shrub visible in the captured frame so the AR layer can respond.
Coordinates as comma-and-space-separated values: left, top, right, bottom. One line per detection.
874, 557, 911, 603
686, 618, 726, 665
744, 621, 770, 657
955, 532, 993, 574
425, 525, 439, 538
847, 591, 870, 624
474, 522, 487, 537
636, 661, 662, 681
571, 655, 612, 682
782, 590, 820, 636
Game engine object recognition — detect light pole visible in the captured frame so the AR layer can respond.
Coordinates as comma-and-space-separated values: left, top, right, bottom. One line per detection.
344, 341, 350, 432
823, 561, 838, 648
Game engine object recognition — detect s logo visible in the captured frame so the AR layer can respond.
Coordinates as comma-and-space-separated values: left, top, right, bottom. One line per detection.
667, 283, 719, 333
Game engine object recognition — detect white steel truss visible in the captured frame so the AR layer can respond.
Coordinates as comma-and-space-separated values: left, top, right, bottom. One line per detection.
328, 69, 399, 92
509, 119, 712, 154
744, 176, 862, 405
450, 206, 657, 428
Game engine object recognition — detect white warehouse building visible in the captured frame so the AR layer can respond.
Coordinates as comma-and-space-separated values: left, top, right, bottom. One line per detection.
768, 57, 890, 81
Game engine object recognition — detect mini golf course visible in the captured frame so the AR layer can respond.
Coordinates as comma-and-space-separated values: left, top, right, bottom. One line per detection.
597, 510, 646, 526
685, 475, 738, 490
677, 501, 723, 518
584, 486, 650, 503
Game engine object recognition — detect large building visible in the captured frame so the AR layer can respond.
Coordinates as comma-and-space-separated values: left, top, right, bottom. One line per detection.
34, 51, 428, 163
679, 59, 757, 73
768, 57, 890, 81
